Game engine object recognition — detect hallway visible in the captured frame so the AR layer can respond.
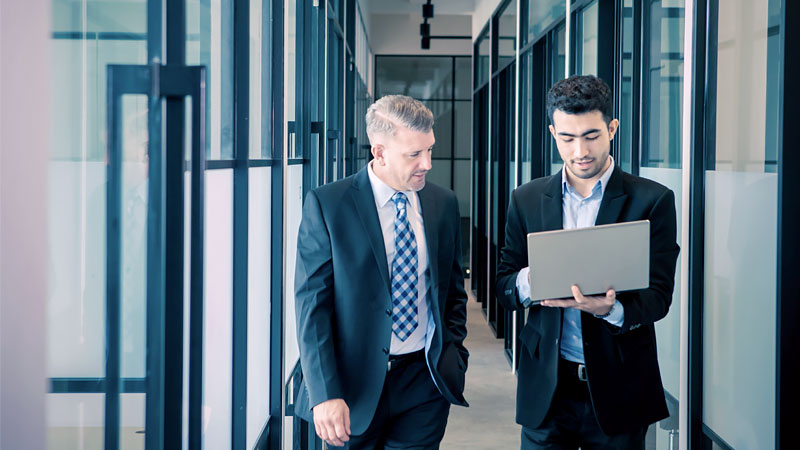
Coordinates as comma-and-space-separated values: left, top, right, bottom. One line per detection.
442, 285, 520, 449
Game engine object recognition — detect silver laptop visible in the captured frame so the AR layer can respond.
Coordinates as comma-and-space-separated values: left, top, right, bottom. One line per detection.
526, 220, 650, 302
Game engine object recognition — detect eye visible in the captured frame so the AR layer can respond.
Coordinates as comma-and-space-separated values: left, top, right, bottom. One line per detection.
586, 135, 599, 141
562, 137, 574, 143
410, 152, 421, 158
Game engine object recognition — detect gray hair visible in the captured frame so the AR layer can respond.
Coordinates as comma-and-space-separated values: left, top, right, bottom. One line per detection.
365, 95, 434, 143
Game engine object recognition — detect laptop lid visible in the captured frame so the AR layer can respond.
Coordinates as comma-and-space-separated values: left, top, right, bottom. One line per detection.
526, 220, 650, 301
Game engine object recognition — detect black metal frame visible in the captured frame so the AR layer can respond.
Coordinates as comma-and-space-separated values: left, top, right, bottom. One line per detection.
777, 3, 799, 449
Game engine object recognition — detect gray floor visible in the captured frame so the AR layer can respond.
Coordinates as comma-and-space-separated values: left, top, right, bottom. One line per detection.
441, 287, 521, 450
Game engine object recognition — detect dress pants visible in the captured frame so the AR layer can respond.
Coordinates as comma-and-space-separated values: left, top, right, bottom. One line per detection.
330, 351, 451, 450
521, 359, 646, 450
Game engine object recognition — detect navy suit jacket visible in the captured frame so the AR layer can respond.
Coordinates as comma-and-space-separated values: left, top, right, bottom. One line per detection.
294, 166, 469, 435
496, 165, 680, 435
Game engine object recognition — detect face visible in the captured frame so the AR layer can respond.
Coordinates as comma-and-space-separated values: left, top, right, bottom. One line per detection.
371, 125, 434, 192
549, 109, 618, 182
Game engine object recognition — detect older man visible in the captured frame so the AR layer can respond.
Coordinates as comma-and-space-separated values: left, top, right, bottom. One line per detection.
294, 95, 469, 449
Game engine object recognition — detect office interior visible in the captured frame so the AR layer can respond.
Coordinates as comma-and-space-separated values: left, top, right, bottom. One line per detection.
1, 0, 798, 449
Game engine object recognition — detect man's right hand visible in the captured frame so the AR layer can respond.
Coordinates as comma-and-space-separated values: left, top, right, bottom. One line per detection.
312, 398, 351, 447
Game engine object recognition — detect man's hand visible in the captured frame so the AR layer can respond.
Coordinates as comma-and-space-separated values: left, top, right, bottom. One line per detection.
541, 285, 616, 316
312, 398, 351, 447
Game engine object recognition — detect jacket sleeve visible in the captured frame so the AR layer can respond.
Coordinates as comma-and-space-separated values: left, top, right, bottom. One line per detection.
610, 188, 680, 334
294, 190, 343, 407
443, 197, 469, 368
496, 189, 529, 311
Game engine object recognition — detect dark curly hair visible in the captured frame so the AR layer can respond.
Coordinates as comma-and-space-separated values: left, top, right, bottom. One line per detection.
546, 75, 613, 125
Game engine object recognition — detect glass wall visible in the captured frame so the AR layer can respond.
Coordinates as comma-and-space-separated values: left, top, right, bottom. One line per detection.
635, 1, 685, 447
702, 0, 780, 448
497, 0, 517, 69
577, 0, 599, 75
49, 0, 148, 446
548, 23, 567, 175
374, 55, 473, 267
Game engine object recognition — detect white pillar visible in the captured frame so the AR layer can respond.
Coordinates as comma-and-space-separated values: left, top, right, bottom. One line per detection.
0, 0, 50, 448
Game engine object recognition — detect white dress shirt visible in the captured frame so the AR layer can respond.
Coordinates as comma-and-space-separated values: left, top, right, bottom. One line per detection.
367, 161, 430, 355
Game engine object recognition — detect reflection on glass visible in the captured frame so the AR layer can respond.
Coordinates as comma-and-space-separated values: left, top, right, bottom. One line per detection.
187, 0, 234, 160
49, 0, 148, 445
527, 0, 566, 43
635, 2, 685, 448
477, 33, 491, 87
455, 56, 472, 100
424, 100, 453, 160
580, 0, 599, 75
520, 52, 533, 183
618, 0, 634, 173
250, 0, 264, 159
702, 0, 780, 448
642, 0, 684, 169
549, 24, 567, 174
375, 56, 453, 100
498, 0, 517, 68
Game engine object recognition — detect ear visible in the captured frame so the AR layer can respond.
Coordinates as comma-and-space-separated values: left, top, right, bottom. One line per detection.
607, 118, 620, 141
371, 144, 384, 164
548, 124, 556, 140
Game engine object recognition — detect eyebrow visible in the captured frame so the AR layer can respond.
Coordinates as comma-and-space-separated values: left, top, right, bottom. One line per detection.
557, 129, 602, 138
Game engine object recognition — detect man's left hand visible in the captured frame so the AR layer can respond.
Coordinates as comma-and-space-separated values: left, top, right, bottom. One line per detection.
541, 285, 615, 316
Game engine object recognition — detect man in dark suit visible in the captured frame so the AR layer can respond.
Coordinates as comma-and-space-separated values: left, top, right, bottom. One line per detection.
497, 75, 680, 449
295, 95, 469, 449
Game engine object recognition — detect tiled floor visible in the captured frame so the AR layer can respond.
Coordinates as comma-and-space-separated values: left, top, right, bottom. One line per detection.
441, 287, 521, 450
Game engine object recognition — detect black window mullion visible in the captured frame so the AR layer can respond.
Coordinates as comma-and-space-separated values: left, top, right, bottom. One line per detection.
231, 0, 250, 447
777, 1, 799, 449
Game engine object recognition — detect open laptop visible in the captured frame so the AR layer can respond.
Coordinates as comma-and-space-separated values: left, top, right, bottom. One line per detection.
526, 220, 650, 302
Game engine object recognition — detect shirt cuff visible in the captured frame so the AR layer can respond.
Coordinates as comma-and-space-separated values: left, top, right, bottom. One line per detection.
516, 267, 532, 307
603, 300, 625, 327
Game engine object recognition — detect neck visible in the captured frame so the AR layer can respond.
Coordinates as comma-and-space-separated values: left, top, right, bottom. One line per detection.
371, 160, 402, 192
566, 156, 611, 198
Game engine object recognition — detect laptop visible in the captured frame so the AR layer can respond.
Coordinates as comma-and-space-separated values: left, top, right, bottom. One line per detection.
526, 220, 650, 302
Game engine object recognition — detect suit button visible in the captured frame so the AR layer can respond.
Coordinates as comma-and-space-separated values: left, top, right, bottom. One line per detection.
382, 347, 389, 355
385, 308, 392, 316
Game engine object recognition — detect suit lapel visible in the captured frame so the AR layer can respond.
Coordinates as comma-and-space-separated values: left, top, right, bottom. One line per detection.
594, 166, 628, 226
541, 171, 565, 231
351, 168, 391, 294
418, 186, 440, 291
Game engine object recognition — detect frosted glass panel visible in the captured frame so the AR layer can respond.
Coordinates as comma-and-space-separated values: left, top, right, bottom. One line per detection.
639, 168, 682, 398
47, 394, 105, 449
48, 162, 107, 377
203, 169, 234, 449
703, 171, 777, 449
284, 164, 304, 382
247, 167, 272, 448
702, 0, 779, 447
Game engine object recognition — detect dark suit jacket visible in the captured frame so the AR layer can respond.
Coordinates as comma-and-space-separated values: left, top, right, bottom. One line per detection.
294, 166, 469, 435
496, 165, 680, 435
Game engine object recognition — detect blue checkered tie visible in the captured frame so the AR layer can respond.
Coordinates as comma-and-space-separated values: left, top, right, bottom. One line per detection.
391, 192, 418, 341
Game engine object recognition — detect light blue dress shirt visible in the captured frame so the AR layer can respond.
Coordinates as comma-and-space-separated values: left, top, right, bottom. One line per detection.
516, 157, 624, 364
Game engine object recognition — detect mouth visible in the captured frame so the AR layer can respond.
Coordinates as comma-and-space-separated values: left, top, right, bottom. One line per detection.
412, 172, 427, 179
573, 159, 594, 170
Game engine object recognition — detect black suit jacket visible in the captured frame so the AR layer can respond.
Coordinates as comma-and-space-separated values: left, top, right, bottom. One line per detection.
496, 165, 680, 435
294, 166, 469, 435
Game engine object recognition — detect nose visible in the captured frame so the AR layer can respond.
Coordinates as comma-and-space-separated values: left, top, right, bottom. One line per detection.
421, 151, 432, 171
573, 140, 590, 160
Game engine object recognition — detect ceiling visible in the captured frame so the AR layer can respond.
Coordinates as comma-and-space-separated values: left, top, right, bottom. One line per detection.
363, 0, 478, 16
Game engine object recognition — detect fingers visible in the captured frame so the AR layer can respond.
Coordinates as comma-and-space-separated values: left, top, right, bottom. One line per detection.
606, 288, 616, 300
313, 400, 351, 447
571, 285, 586, 303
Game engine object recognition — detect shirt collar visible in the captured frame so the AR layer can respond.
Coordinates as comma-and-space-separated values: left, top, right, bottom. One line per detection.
367, 160, 412, 209
561, 156, 615, 197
